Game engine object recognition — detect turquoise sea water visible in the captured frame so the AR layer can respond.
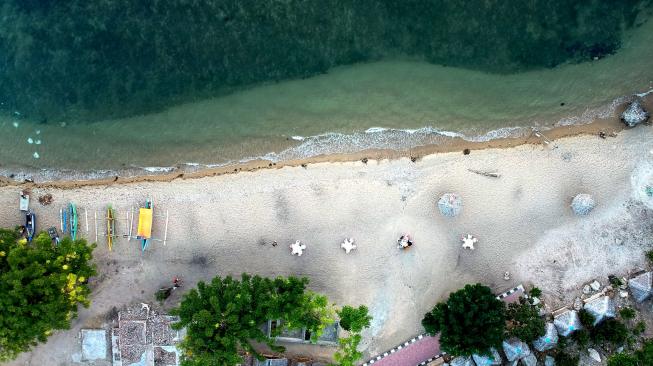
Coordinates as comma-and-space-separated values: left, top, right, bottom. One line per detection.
0, 2, 652, 177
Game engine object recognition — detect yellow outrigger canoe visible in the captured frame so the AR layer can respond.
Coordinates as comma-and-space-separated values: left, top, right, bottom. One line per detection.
107, 205, 116, 251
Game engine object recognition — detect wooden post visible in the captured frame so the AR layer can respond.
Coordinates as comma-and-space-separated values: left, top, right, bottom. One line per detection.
163, 210, 169, 246
94, 210, 98, 242
128, 207, 133, 241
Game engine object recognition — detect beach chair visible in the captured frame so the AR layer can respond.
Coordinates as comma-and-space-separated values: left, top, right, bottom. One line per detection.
19, 192, 29, 211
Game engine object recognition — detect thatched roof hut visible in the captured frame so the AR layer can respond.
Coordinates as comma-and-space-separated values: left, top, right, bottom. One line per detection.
502, 338, 531, 362
584, 296, 616, 325
628, 271, 652, 303
438, 193, 462, 217
532, 322, 558, 352
571, 194, 595, 215
553, 309, 582, 337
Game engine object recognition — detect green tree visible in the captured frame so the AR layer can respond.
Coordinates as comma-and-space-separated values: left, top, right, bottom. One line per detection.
333, 333, 363, 366
422, 283, 506, 356
337, 305, 372, 333
170, 274, 335, 366
505, 298, 545, 342
333, 305, 372, 366
0, 229, 96, 361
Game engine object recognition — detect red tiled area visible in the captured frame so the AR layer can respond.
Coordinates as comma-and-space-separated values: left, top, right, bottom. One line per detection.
370, 335, 440, 366
365, 286, 524, 366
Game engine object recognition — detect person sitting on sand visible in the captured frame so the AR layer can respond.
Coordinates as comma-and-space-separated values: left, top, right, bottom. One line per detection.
397, 234, 413, 249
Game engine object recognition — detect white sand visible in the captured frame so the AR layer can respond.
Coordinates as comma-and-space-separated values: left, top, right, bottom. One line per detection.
2, 126, 653, 365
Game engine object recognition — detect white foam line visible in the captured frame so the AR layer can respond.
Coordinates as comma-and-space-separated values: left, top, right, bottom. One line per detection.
636, 87, 653, 98
139, 166, 176, 173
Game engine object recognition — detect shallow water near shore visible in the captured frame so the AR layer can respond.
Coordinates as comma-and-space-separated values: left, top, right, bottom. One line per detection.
1, 18, 653, 177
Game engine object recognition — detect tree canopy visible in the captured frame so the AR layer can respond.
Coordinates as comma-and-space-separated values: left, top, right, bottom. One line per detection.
333, 305, 372, 366
337, 305, 372, 333
0, 228, 96, 361
422, 283, 506, 356
170, 274, 335, 366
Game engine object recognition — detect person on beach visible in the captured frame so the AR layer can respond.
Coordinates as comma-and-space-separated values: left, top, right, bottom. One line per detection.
398, 234, 413, 249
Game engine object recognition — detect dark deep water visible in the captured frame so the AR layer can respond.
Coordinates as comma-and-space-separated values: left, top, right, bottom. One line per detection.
1, 0, 651, 122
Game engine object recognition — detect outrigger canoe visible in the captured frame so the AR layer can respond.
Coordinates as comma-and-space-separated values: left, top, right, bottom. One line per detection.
106, 205, 116, 251
69, 203, 78, 240
137, 200, 153, 251
60, 207, 68, 233
25, 211, 36, 242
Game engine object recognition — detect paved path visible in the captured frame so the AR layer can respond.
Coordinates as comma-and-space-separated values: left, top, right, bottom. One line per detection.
362, 285, 524, 366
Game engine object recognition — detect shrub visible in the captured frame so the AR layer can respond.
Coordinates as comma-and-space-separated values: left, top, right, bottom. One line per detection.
607, 353, 639, 366
422, 283, 506, 356
156, 288, 171, 304
591, 319, 629, 345
619, 307, 636, 320
572, 329, 591, 347
609, 275, 623, 287
529, 287, 542, 298
578, 309, 596, 329
555, 352, 580, 366
505, 298, 546, 342
646, 250, 653, 265
633, 321, 646, 335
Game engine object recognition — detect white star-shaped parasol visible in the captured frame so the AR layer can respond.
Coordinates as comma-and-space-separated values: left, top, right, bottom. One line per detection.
290, 240, 306, 256
461, 234, 477, 250
341, 238, 356, 253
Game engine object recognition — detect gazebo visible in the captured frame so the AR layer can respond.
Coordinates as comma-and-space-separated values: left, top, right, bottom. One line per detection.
438, 193, 462, 217
532, 322, 558, 352
472, 347, 502, 365
584, 296, 616, 325
553, 309, 582, 337
502, 338, 531, 362
628, 271, 652, 303
571, 194, 596, 215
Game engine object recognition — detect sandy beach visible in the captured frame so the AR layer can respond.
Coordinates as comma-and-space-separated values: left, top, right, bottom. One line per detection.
2, 121, 653, 365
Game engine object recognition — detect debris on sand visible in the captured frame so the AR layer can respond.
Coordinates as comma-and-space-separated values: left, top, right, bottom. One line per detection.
38, 193, 53, 205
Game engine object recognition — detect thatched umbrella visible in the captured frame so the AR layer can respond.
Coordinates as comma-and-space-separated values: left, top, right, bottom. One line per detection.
571, 193, 595, 215
438, 193, 462, 217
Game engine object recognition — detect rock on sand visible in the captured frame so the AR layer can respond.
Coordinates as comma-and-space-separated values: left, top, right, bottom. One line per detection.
621, 99, 650, 127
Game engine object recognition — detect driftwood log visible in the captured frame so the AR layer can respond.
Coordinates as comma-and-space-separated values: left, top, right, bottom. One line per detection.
467, 169, 501, 178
